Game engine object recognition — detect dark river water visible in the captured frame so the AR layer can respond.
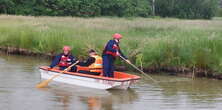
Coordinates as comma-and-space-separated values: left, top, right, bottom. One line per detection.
1, 53, 222, 110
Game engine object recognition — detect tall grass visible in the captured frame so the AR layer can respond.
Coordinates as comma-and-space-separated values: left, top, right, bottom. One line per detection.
1, 15, 222, 72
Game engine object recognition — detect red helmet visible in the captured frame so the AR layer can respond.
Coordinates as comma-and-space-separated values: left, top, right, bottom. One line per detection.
63, 46, 71, 51
113, 33, 122, 39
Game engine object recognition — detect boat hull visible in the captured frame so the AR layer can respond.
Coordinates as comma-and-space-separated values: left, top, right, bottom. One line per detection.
39, 67, 140, 90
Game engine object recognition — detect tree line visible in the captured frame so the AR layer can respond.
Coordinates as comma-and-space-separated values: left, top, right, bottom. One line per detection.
155, 0, 219, 19
0, 0, 219, 19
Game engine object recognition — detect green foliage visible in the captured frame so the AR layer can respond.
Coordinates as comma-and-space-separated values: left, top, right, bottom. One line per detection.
155, 0, 219, 19
217, 8, 222, 17
0, 0, 151, 17
99, 0, 150, 17
0, 0, 219, 19
0, 0, 14, 13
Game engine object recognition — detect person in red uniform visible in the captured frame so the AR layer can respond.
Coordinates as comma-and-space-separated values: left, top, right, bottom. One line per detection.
77, 49, 102, 75
102, 33, 130, 77
49, 46, 78, 72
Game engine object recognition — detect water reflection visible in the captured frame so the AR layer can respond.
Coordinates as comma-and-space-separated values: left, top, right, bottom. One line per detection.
38, 85, 138, 110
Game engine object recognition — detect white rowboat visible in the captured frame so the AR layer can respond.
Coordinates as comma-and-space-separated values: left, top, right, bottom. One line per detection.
39, 66, 140, 90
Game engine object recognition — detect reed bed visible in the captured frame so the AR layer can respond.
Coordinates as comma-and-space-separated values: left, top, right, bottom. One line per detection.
1, 15, 222, 73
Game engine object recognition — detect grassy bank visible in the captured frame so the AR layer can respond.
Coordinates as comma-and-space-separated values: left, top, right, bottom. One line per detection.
1, 15, 222, 74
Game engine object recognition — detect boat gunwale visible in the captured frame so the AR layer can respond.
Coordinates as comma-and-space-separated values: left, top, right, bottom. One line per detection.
40, 66, 141, 82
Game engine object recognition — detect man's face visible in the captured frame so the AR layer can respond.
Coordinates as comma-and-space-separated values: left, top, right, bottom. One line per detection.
115, 39, 121, 43
64, 50, 69, 55
89, 52, 95, 56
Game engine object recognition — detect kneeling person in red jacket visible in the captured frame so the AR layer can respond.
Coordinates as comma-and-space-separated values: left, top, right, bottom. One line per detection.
49, 46, 78, 72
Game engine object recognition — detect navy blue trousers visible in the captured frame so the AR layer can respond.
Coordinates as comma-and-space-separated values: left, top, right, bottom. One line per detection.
102, 55, 115, 77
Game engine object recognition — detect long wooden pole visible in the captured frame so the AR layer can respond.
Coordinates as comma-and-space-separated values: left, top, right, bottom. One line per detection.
119, 55, 158, 83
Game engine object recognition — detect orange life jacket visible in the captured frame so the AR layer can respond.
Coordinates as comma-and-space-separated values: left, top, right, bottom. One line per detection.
58, 55, 72, 67
88, 55, 103, 73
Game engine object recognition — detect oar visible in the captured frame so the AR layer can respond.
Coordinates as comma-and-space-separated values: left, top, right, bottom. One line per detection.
119, 55, 158, 83
36, 61, 79, 88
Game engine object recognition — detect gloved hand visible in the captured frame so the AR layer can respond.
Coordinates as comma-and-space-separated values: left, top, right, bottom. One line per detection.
47, 67, 52, 70
125, 59, 131, 64
75, 60, 80, 63
116, 51, 120, 56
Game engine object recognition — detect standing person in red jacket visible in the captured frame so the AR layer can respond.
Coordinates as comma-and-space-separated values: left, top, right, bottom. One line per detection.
102, 33, 130, 77
49, 46, 78, 72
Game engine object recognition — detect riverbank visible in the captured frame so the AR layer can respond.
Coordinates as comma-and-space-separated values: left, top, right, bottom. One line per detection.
0, 43, 222, 80
1, 15, 222, 79
1, 46, 222, 80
